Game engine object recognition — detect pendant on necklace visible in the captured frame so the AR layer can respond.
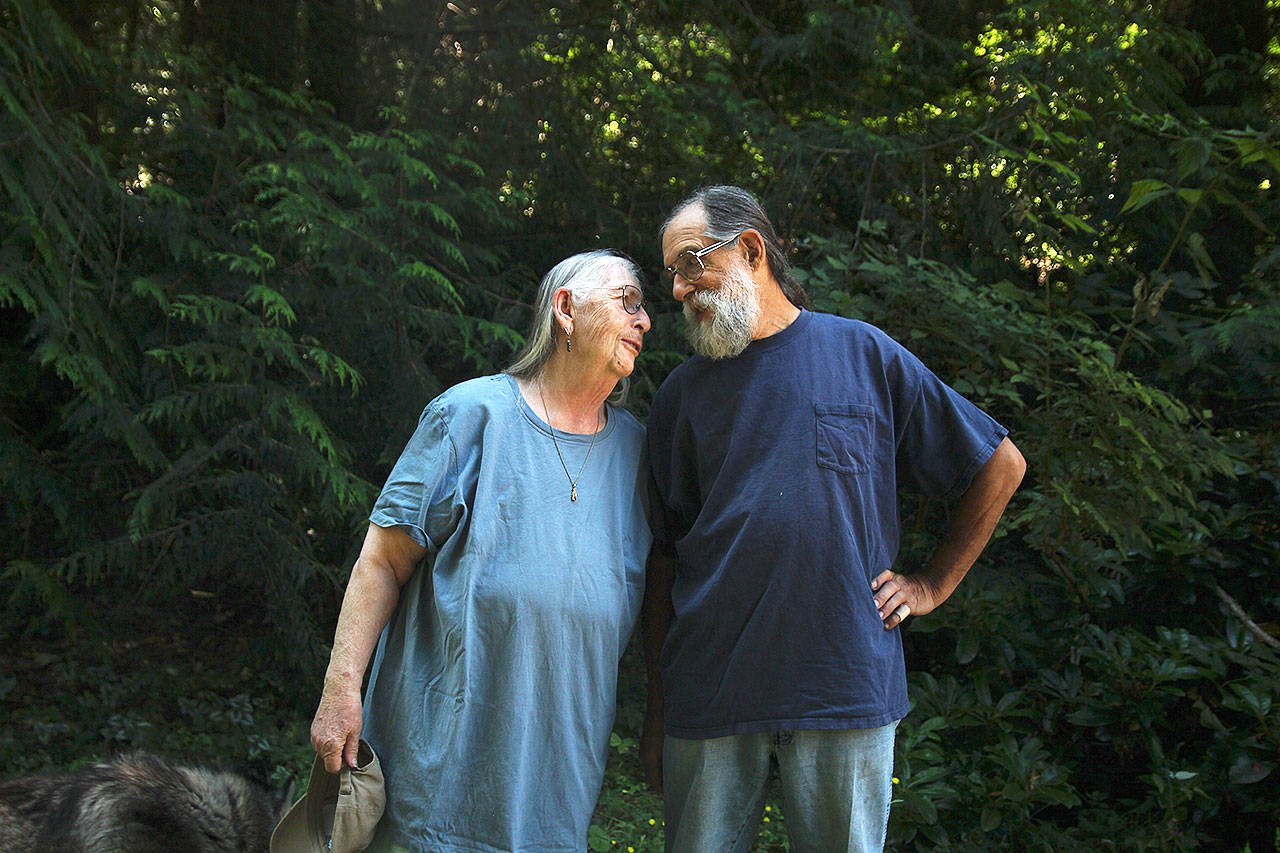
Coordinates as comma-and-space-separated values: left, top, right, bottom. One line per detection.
571, 485, 578, 501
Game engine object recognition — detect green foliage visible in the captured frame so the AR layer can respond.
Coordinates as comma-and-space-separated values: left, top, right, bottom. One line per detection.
3, 0, 1279, 849
0, 2, 511, 671
0, 628, 312, 791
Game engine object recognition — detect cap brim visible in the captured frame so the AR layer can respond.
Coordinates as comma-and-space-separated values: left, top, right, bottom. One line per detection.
270, 754, 339, 852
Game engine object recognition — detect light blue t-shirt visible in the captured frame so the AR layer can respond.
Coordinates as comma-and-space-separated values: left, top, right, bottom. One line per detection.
361, 374, 650, 853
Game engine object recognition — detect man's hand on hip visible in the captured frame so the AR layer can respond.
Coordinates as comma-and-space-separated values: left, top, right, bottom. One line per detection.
871, 570, 941, 630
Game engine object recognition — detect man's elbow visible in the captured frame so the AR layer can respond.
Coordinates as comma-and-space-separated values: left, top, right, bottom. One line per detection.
992, 436, 1027, 494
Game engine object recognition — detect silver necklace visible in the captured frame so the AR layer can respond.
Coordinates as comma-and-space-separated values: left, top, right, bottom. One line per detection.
537, 379, 602, 502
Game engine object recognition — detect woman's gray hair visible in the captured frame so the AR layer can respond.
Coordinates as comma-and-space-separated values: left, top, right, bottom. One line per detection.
505, 249, 641, 406
661, 185, 811, 310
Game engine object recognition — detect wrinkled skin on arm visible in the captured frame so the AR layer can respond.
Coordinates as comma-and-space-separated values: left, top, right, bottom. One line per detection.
311, 523, 426, 773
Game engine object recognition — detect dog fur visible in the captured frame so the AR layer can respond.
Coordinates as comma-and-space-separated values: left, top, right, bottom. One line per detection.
0, 752, 292, 853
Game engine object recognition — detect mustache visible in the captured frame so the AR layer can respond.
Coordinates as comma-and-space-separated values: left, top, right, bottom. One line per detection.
683, 288, 720, 314
684, 291, 707, 312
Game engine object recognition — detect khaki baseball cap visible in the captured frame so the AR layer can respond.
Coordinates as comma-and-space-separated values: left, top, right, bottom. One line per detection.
271, 739, 385, 853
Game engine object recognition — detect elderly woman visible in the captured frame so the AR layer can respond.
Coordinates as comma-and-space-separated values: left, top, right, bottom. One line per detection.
309, 250, 653, 852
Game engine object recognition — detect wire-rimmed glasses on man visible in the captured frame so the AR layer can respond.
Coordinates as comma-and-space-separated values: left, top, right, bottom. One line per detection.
662, 231, 745, 285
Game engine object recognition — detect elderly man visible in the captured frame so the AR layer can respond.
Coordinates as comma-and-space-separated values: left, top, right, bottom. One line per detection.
642, 185, 1026, 852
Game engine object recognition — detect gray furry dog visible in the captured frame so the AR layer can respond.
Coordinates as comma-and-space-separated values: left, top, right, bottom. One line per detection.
0, 752, 293, 853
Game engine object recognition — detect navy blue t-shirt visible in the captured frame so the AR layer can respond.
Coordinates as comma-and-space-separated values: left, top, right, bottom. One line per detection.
647, 310, 1008, 737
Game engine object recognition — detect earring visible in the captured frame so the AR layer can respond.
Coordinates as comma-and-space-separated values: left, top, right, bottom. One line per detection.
566, 334, 572, 352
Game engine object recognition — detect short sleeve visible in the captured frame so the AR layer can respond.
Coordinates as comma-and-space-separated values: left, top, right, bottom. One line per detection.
895, 352, 1008, 500
369, 403, 461, 550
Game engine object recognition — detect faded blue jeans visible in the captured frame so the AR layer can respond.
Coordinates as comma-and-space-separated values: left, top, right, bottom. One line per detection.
663, 723, 897, 853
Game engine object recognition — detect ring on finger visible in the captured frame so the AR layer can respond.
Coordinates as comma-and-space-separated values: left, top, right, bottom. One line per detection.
895, 604, 910, 618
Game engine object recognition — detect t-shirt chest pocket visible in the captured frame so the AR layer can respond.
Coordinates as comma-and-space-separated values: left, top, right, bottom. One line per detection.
814, 402, 875, 475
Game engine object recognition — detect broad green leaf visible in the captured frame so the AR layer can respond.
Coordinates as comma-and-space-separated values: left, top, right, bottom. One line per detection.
1121, 179, 1173, 213
1175, 137, 1213, 180
956, 631, 980, 664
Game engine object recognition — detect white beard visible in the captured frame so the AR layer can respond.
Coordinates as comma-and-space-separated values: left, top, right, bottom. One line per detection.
682, 262, 760, 360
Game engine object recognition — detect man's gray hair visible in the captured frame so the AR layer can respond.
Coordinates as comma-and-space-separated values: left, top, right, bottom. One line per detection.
661, 185, 811, 310
505, 249, 641, 405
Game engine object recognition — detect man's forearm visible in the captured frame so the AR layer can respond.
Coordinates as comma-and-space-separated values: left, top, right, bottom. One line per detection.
641, 552, 676, 711
639, 550, 675, 789
919, 436, 1026, 601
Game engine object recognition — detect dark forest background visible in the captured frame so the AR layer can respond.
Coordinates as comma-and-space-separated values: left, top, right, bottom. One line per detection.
2, 0, 1279, 849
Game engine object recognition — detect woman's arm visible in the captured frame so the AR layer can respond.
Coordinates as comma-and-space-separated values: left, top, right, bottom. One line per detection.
311, 522, 427, 772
